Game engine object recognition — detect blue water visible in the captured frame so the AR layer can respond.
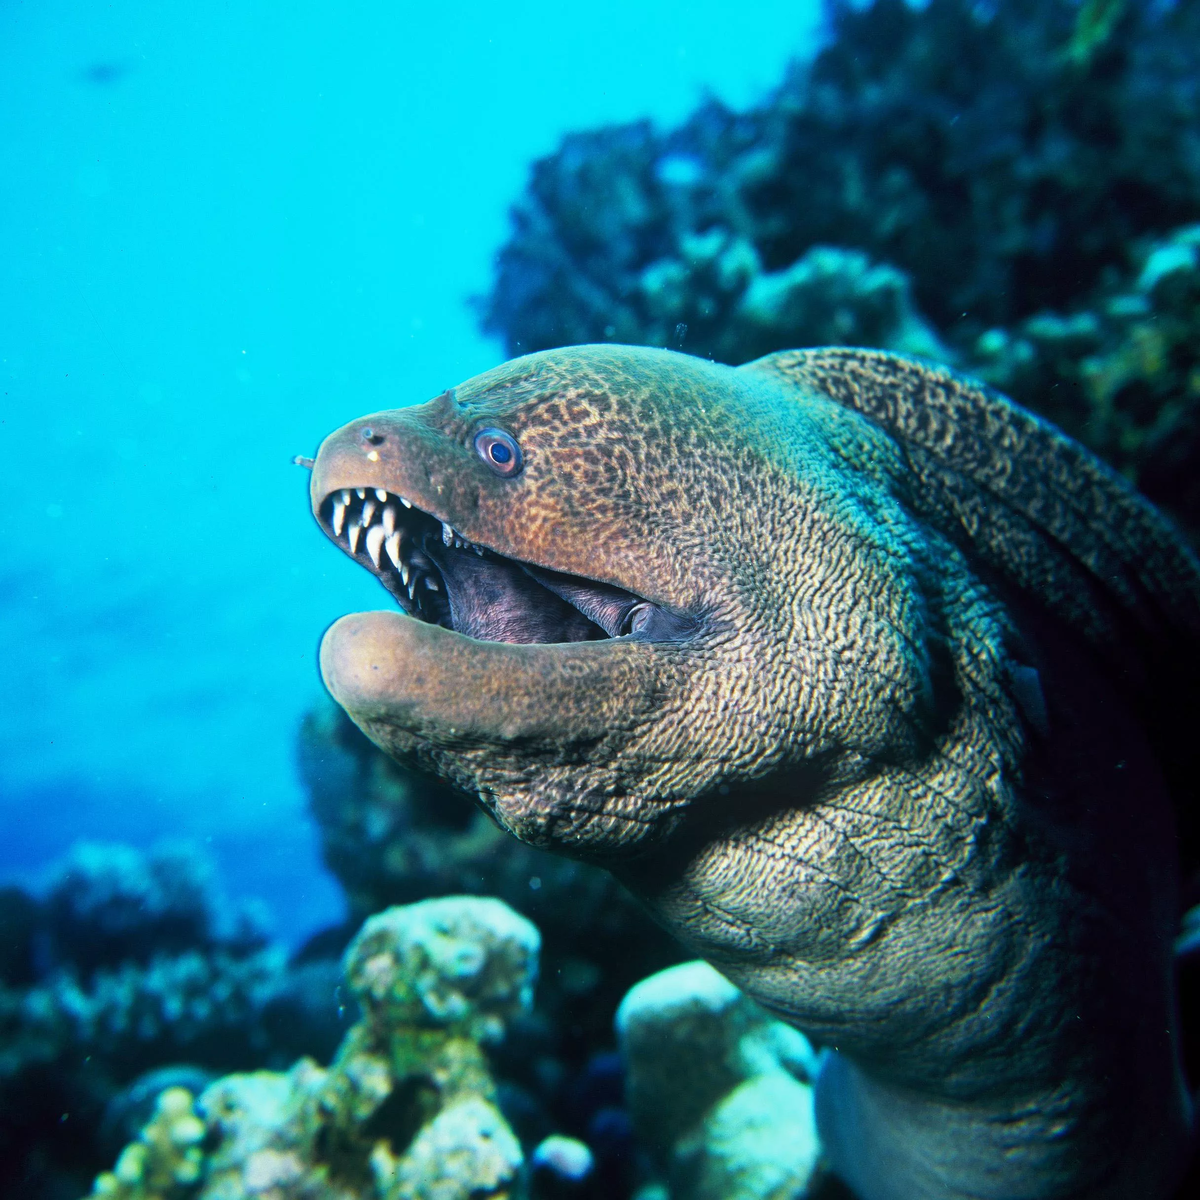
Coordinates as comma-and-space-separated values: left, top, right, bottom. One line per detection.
0, 1, 819, 943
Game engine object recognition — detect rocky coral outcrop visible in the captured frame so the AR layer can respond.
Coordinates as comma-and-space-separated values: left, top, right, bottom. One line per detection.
85, 897, 536, 1200
616, 961, 824, 1200
636, 239, 950, 367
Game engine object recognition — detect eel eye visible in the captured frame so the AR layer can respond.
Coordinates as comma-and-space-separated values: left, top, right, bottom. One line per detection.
473, 427, 523, 477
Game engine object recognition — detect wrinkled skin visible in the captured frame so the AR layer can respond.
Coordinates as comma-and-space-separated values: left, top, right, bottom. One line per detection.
309, 345, 1200, 1199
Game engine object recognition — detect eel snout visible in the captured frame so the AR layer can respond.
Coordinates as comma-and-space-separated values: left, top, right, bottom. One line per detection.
309, 406, 703, 828
310, 405, 698, 649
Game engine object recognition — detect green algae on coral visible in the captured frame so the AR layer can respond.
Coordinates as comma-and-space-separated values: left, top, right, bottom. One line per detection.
89, 1086, 206, 1199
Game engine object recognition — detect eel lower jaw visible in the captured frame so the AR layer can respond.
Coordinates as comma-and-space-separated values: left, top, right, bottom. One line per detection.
317, 486, 693, 646
319, 609, 660, 749
320, 604, 699, 861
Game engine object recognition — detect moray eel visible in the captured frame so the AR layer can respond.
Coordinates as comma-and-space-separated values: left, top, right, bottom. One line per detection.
308, 345, 1199, 1199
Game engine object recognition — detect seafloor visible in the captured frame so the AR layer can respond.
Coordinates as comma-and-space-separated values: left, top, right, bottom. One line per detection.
4, 1, 1200, 1197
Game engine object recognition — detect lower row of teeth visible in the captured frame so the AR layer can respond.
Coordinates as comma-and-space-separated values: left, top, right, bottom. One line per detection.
330, 487, 482, 603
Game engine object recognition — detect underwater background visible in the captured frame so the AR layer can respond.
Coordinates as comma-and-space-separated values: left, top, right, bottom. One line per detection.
0, 0, 818, 941
3, 0, 1200, 1196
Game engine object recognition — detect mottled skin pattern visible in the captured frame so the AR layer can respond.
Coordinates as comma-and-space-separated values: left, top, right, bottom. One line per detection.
309, 345, 1200, 1199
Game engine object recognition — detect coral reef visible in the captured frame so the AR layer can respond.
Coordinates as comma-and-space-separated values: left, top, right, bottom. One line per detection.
89, 1086, 206, 1199
0, 884, 39, 987
0, 841, 342, 1200
616, 961, 824, 1200
1, 754, 665, 1199
85, 897, 535, 1200
481, 0, 1200, 534
635, 238, 950, 368
969, 223, 1200, 531
43, 840, 256, 979
14, 5, 1200, 1193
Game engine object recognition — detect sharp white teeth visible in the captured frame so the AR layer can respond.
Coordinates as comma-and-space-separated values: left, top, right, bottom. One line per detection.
361, 499, 376, 526
425, 576, 440, 591
375, 488, 387, 503
348, 524, 363, 554
385, 532, 403, 569
365, 524, 386, 569
382, 505, 396, 536
400, 562, 410, 587
356, 488, 366, 499
442, 522, 454, 546
407, 578, 417, 600
340, 490, 351, 506
332, 502, 346, 537
400, 496, 411, 508
473, 545, 484, 556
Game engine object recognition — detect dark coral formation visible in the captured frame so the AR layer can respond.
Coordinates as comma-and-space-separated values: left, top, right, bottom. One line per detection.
970, 224, 1200, 529
42, 841, 260, 980
481, 0, 1200, 532
0, 885, 39, 987
0, 842, 342, 1200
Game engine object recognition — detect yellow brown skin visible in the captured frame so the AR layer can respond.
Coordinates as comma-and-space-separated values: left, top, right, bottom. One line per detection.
310, 345, 1199, 1199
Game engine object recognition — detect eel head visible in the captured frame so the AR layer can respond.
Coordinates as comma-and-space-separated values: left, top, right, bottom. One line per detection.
310, 344, 926, 859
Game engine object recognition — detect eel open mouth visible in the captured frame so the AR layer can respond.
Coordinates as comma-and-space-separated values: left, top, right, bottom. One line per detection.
318, 486, 655, 645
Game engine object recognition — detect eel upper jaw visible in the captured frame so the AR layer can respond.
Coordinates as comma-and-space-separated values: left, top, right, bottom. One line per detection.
315, 484, 695, 647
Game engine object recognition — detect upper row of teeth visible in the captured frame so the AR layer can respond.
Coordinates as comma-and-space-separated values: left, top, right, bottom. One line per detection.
331, 487, 484, 580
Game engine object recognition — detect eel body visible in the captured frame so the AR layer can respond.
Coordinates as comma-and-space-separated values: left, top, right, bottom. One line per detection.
307, 345, 1199, 1199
